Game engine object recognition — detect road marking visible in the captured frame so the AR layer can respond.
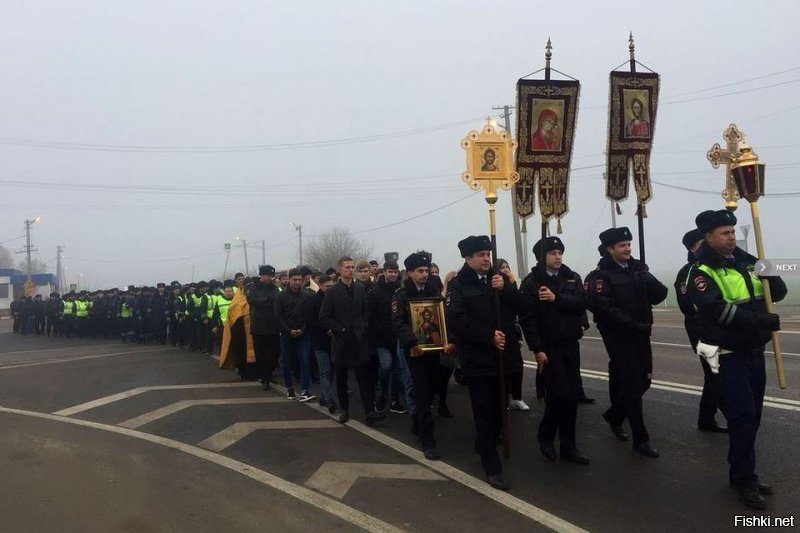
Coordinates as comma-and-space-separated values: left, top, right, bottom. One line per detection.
271, 383, 588, 533
119, 397, 286, 429
200, 420, 342, 452
0, 406, 403, 533
0, 342, 122, 356
523, 363, 800, 412
306, 462, 445, 499
583, 336, 800, 357
0, 347, 170, 371
53, 382, 256, 417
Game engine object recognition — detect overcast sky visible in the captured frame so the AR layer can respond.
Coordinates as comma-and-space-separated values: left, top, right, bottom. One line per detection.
1, 0, 798, 288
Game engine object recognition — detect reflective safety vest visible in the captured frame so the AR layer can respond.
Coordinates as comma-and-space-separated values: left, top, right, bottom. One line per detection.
217, 297, 232, 325
76, 300, 89, 318
206, 294, 217, 319
696, 263, 764, 304
120, 303, 133, 319
63, 301, 76, 316
191, 293, 205, 317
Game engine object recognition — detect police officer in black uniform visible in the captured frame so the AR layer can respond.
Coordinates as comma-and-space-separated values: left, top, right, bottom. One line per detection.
519, 236, 590, 465
585, 227, 668, 458
686, 210, 786, 509
675, 228, 728, 433
445, 235, 522, 490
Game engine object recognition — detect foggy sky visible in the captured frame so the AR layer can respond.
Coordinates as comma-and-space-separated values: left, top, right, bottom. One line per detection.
1, 0, 798, 289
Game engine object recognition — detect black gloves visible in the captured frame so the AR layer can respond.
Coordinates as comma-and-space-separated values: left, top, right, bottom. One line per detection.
757, 313, 781, 331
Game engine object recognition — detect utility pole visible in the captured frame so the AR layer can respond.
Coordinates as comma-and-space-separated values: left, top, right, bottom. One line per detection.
291, 223, 303, 266
493, 105, 525, 276
16, 217, 41, 285
242, 239, 250, 275
56, 245, 65, 292
261, 239, 266, 265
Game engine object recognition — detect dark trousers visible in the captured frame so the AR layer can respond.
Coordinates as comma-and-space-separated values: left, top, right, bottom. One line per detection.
602, 336, 650, 446
252, 333, 280, 383
508, 371, 523, 401
63, 315, 75, 337
12, 315, 20, 333
699, 357, 727, 424
720, 349, 766, 490
437, 365, 454, 407
467, 375, 503, 476
35, 315, 45, 334
335, 363, 375, 416
407, 353, 440, 451
539, 341, 582, 451
45, 316, 60, 337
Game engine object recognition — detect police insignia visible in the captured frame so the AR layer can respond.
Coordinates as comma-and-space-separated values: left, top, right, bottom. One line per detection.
391, 300, 399, 314
595, 279, 605, 293
693, 275, 707, 292
680, 282, 687, 295
583, 281, 589, 291
445, 294, 451, 306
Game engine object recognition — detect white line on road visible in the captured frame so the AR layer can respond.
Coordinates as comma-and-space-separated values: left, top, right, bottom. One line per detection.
523, 363, 800, 412
200, 420, 342, 452
53, 382, 257, 417
583, 336, 800, 357
306, 462, 445, 499
271, 383, 588, 533
0, 347, 171, 371
0, 406, 403, 533
119, 397, 286, 429
0, 342, 122, 356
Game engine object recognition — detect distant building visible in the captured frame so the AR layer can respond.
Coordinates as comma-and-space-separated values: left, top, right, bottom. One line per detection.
0, 268, 57, 316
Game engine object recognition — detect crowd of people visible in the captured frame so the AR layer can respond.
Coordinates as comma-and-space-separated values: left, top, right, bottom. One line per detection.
6, 209, 786, 509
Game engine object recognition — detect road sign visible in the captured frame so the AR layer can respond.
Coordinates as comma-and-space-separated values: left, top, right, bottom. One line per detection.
224, 242, 231, 251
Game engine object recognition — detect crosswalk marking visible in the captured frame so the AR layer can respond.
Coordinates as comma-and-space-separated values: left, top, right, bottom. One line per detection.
119, 397, 285, 429
199, 420, 342, 452
305, 462, 445, 499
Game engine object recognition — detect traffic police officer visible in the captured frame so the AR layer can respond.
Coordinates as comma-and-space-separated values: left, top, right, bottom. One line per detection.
585, 227, 668, 458
686, 209, 786, 509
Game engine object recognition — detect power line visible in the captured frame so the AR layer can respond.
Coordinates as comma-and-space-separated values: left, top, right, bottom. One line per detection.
663, 66, 800, 98
652, 180, 800, 197
0, 234, 25, 245
352, 191, 480, 235
661, 77, 800, 105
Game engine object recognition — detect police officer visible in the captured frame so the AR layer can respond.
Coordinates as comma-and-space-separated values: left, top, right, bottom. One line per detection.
686, 210, 786, 509
445, 235, 522, 490
519, 237, 590, 465
675, 228, 728, 433
585, 227, 668, 458
247, 266, 282, 389
392, 252, 454, 460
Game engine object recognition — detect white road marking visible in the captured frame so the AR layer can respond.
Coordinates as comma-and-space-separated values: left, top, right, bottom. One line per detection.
119, 397, 285, 429
305, 462, 445, 499
583, 335, 800, 357
199, 420, 342, 452
0, 342, 122, 356
0, 347, 170, 371
53, 382, 256, 417
523, 363, 800, 412
271, 383, 588, 533
0, 406, 403, 533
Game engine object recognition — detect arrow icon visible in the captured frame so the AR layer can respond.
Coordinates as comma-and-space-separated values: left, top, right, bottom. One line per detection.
306, 462, 445, 499
755, 260, 770, 274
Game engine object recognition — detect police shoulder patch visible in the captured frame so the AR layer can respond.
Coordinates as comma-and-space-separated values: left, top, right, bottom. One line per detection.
445, 293, 451, 306
583, 281, 589, 291
679, 282, 687, 295
594, 279, 605, 293
391, 300, 399, 314
693, 275, 707, 292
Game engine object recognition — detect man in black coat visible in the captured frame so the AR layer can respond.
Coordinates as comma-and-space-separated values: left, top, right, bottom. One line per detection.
445, 235, 523, 490
675, 228, 728, 433
585, 227, 668, 458
246, 265, 281, 390
392, 252, 454, 460
276, 267, 315, 401
320, 256, 384, 426
520, 237, 590, 465
45, 292, 63, 337
150, 283, 170, 345
309, 275, 337, 413
368, 260, 406, 414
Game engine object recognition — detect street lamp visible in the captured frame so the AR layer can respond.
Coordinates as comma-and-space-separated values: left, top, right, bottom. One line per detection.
290, 223, 303, 266
730, 143, 785, 389
18, 216, 41, 294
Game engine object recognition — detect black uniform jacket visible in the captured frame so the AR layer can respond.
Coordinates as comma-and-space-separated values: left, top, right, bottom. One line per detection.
518, 263, 588, 354
391, 278, 442, 352
687, 242, 786, 352
246, 280, 280, 335
675, 252, 701, 349
319, 280, 369, 367
368, 278, 401, 350
276, 287, 312, 334
445, 263, 524, 378
308, 290, 331, 353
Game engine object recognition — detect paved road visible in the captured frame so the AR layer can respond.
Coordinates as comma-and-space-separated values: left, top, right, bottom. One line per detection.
0, 314, 798, 532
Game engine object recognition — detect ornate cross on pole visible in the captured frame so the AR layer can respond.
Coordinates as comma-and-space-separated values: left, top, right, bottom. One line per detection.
706, 123, 744, 210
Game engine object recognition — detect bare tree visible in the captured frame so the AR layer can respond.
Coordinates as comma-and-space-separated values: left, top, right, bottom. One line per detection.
0, 245, 13, 268
304, 226, 373, 271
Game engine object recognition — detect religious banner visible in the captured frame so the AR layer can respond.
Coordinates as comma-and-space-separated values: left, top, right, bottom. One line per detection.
605, 71, 660, 208
515, 78, 580, 231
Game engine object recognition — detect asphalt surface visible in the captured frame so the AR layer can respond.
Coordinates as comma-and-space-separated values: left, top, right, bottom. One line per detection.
0, 310, 798, 532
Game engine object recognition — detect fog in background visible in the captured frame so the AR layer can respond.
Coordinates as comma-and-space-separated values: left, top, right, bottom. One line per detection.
1, 1, 798, 290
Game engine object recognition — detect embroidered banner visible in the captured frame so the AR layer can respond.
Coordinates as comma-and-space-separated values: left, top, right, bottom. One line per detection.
605, 71, 660, 206
515, 78, 580, 229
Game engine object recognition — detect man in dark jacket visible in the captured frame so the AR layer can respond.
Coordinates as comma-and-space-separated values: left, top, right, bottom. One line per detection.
445, 235, 523, 490
585, 226, 668, 458
392, 252, 454, 460
150, 283, 170, 345
276, 268, 315, 401
687, 210, 786, 509
33, 294, 45, 335
369, 260, 406, 414
246, 265, 281, 390
519, 237, 590, 465
320, 256, 384, 426
309, 275, 336, 413
675, 228, 728, 433
45, 292, 63, 337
